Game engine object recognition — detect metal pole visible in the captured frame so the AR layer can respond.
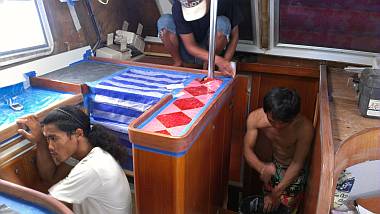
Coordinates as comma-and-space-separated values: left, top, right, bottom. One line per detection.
207, 0, 218, 79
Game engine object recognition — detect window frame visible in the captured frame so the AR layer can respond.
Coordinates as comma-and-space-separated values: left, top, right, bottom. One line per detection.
0, 0, 54, 67
266, 0, 378, 65
237, 0, 264, 53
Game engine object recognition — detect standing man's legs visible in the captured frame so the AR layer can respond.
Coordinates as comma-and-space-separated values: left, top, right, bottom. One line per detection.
157, 14, 183, 67
215, 16, 231, 54
202, 16, 231, 69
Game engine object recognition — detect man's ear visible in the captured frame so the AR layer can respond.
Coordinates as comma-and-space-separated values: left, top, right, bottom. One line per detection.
75, 128, 84, 137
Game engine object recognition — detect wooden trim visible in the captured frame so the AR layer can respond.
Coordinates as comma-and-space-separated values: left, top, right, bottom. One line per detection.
144, 52, 172, 58
259, 0, 270, 49
30, 77, 82, 94
0, 141, 34, 168
333, 127, 380, 186
356, 197, 380, 213
313, 93, 319, 128
0, 135, 23, 154
0, 179, 72, 213
238, 62, 320, 78
316, 64, 335, 213
250, 73, 261, 111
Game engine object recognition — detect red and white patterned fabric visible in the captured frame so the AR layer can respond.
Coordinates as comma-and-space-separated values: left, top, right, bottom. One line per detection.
142, 78, 222, 136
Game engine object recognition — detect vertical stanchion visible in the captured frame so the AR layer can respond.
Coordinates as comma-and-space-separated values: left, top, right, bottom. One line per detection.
207, 0, 218, 79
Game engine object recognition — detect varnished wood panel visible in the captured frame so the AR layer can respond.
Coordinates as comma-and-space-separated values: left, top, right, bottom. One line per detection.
30, 77, 83, 94
250, 73, 319, 120
302, 115, 321, 214
310, 65, 334, 213
229, 75, 249, 185
134, 55, 174, 66
144, 42, 171, 55
0, 148, 50, 193
133, 150, 180, 213
333, 127, 380, 189
238, 62, 320, 78
132, 97, 233, 214
303, 65, 380, 214
184, 124, 213, 214
356, 197, 380, 213
259, 0, 269, 48
222, 101, 233, 204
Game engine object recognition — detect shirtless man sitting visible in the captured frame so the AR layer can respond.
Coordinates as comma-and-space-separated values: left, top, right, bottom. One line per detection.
242, 87, 314, 213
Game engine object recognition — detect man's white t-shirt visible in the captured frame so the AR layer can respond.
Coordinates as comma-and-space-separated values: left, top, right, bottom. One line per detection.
49, 147, 131, 214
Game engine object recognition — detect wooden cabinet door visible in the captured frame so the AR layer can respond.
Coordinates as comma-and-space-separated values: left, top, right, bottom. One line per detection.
0, 148, 49, 193
229, 75, 251, 186
250, 72, 319, 121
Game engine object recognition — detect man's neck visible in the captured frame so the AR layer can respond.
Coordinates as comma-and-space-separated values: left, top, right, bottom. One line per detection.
72, 138, 93, 160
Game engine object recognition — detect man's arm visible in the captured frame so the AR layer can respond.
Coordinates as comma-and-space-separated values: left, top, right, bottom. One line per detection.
17, 116, 71, 184
223, 25, 239, 61
244, 110, 275, 183
35, 139, 72, 184
272, 120, 314, 195
180, 33, 233, 75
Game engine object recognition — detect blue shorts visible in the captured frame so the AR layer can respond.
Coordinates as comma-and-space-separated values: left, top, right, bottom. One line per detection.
157, 14, 231, 65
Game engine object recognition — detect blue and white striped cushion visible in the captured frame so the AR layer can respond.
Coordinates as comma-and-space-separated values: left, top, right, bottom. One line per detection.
88, 67, 192, 133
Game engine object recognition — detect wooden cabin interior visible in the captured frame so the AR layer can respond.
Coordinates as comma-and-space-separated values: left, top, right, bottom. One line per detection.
0, 0, 379, 213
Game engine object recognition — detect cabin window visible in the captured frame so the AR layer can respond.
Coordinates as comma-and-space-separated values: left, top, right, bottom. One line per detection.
268, 0, 379, 65
0, 0, 53, 67
237, 0, 262, 53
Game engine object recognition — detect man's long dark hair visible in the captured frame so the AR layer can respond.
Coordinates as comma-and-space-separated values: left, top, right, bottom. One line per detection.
263, 87, 301, 123
42, 105, 127, 164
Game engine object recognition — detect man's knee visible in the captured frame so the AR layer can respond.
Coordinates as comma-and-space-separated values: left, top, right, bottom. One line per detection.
157, 14, 176, 37
216, 16, 231, 38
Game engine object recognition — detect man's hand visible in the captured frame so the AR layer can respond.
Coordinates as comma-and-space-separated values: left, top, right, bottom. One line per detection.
260, 162, 276, 184
263, 191, 281, 213
16, 115, 44, 144
215, 56, 234, 77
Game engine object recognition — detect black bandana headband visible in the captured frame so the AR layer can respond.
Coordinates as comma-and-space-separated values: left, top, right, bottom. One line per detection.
55, 108, 85, 129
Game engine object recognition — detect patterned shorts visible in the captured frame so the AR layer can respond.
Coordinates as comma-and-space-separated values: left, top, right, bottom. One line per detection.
263, 159, 307, 213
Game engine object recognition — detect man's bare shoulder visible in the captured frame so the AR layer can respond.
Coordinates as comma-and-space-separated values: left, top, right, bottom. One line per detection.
246, 108, 269, 129
294, 115, 314, 140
